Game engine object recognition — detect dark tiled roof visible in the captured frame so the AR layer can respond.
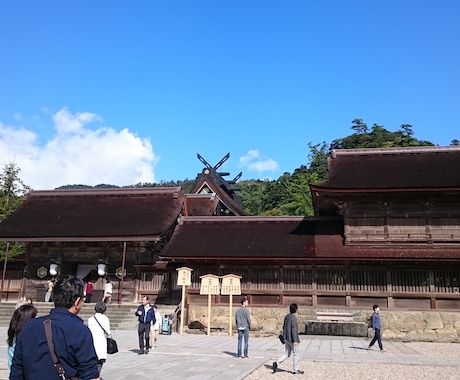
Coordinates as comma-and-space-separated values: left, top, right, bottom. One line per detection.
0, 187, 184, 242
320, 146, 460, 189
160, 216, 341, 260
160, 216, 460, 262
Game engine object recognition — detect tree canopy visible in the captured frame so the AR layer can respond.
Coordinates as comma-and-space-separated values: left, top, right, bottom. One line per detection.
239, 121, 443, 216
0, 162, 30, 260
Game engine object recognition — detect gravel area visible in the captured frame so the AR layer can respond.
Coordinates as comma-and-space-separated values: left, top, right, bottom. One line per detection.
244, 342, 460, 380
245, 362, 460, 379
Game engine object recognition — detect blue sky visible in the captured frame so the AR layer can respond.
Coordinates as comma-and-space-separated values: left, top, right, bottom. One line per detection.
1, 1, 459, 189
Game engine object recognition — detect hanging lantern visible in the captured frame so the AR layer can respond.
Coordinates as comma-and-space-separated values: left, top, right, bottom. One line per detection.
97, 263, 107, 276
49, 263, 59, 277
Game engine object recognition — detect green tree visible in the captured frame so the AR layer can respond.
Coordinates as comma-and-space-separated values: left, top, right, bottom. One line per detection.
351, 118, 368, 134
0, 162, 30, 260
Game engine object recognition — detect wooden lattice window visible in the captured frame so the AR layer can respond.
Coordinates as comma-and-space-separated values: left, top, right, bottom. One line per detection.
390, 271, 430, 292
316, 269, 346, 291
349, 270, 386, 292
433, 271, 460, 293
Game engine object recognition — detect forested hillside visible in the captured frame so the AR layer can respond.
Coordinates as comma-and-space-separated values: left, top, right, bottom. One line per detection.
240, 119, 456, 216
56, 119, 459, 216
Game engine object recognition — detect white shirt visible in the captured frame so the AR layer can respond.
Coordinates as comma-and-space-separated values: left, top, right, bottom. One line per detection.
88, 313, 111, 360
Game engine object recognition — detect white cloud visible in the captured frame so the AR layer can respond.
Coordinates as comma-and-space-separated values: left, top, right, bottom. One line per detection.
239, 150, 279, 173
0, 108, 158, 189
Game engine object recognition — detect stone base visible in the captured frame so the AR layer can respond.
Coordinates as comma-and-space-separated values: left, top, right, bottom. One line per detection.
305, 321, 368, 337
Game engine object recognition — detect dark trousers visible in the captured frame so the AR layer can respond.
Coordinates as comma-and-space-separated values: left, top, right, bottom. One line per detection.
97, 359, 105, 374
84, 294, 92, 303
138, 322, 150, 352
369, 328, 383, 350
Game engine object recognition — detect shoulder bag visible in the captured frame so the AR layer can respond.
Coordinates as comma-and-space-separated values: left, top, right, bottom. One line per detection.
94, 316, 118, 354
43, 317, 78, 380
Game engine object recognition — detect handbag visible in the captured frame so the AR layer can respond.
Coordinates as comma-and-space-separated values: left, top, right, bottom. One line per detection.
106, 336, 118, 354
278, 334, 285, 344
94, 316, 118, 354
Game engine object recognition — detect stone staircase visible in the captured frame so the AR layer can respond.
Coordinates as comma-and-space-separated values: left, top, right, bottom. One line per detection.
0, 301, 178, 330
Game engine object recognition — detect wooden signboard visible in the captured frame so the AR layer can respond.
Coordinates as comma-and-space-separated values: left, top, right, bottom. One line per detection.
199, 274, 220, 295
177, 267, 193, 286
176, 267, 193, 334
200, 274, 221, 335
221, 274, 242, 336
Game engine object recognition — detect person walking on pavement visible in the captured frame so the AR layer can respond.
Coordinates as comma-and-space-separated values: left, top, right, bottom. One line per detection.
273, 303, 304, 375
235, 296, 251, 358
10, 275, 100, 380
88, 302, 111, 375
368, 304, 385, 351
6, 304, 38, 377
135, 296, 156, 355
150, 304, 162, 349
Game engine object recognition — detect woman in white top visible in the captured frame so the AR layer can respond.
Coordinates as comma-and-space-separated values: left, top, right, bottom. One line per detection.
150, 304, 162, 349
102, 280, 113, 303
88, 302, 111, 375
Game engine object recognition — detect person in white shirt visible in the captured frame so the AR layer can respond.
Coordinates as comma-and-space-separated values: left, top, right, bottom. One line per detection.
102, 280, 113, 304
150, 304, 162, 349
88, 302, 111, 375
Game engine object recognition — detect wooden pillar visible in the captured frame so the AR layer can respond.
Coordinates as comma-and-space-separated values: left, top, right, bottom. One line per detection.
345, 269, 351, 308
386, 269, 393, 309
279, 267, 284, 305
312, 269, 317, 307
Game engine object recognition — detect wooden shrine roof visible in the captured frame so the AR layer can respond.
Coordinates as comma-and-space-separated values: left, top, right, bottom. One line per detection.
0, 187, 184, 242
310, 146, 460, 216
189, 172, 247, 216
314, 146, 460, 191
160, 216, 460, 262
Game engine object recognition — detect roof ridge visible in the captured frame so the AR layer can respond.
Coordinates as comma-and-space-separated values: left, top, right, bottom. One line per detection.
331, 146, 460, 158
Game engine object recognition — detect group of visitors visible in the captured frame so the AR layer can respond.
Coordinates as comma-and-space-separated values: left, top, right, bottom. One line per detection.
6, 274, 385, 378
44, 278, 112, 304
235, 297, 384, 375
8, 275, 115, 379
235, 296, 304, 374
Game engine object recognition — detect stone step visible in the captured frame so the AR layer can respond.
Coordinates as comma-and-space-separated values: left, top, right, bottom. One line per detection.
0, 302, 178, 330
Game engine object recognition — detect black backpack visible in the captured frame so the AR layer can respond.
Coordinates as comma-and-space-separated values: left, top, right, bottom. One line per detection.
366, 315, 373, 328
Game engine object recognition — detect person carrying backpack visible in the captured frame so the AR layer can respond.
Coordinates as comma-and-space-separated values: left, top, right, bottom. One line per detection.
367, 304, 385, 352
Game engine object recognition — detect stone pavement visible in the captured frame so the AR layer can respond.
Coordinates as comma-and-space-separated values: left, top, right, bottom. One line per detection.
1, 327, 459, 380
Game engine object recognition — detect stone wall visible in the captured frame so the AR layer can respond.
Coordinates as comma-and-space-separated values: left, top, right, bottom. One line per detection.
186, 306, 460, 342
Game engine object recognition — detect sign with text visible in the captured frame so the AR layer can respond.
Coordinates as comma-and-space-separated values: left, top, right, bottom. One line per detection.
199, 274, 220, 295
220, 274, 242, 295
176, 267, 193, 286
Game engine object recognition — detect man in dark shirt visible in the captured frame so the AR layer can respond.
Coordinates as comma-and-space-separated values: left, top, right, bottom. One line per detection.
135, 296, 156, 355
272, 303, 304, 375
11, 275, 100, 380
368, 304, 385, 351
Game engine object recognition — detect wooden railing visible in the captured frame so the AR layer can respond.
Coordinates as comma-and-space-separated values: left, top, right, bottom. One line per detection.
133, 266, 460, 309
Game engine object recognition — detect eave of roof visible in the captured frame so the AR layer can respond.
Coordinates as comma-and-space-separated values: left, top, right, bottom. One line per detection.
310, 185, 460, 194
160, 216, 460, 262
0, 187, 184, 242
322, 146, 460, 189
